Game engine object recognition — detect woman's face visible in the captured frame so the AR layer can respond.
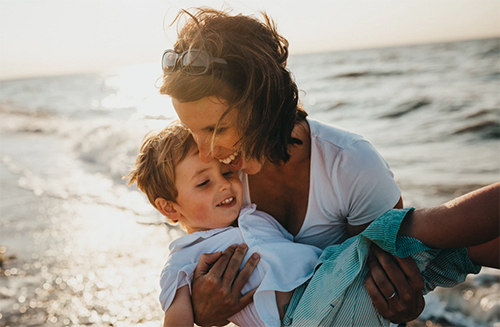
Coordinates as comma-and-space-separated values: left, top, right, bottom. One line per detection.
172, 96, 264, 174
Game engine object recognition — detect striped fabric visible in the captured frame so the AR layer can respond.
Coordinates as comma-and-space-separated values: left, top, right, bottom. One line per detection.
282, 208, 481, 327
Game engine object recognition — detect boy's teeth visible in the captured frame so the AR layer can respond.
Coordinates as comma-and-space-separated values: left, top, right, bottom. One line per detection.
218, 197, 234, 206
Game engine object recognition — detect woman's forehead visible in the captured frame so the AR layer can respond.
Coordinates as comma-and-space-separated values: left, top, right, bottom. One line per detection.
172, 96, 235, 129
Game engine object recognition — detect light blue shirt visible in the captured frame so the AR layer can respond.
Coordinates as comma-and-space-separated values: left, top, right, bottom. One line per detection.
284, 208, 481, 327
159, 205, 322, 327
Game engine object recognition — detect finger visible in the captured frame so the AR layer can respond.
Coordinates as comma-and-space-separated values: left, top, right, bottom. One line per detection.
394, 256, 424, 290
193, 251, 223, 279
392, 256, 424, 304
232, 252, 260, 293
238, 286, 258, 310
367, 248, 398, 298
222, 243, 249, 286
365, 271, 389, 315
210, 244, 238, 279
371, 245, 411, 293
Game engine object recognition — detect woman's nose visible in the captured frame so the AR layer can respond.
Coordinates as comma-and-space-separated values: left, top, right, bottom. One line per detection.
192, 135, 212, 163
199, 151, 212, 164
198, 143, 221, 164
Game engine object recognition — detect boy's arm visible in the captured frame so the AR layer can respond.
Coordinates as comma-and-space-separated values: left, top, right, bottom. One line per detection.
398, 182, 499, 260
163, 285, 194, 327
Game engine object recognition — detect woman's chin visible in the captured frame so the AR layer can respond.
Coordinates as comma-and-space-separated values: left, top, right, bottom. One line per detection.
241, 161, 264, 175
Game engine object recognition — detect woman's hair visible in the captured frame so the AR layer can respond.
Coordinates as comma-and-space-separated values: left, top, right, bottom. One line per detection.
160, 7, 307, 164
124, 121, 197, 208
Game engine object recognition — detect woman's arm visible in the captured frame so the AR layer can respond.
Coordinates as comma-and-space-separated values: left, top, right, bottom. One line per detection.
191, 244, 260, 326
163, 285, 194, 327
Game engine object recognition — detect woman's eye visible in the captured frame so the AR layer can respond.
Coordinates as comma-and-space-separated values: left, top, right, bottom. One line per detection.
208, 127, 225, 134
197, 180, 210, 187
222, 171, 235, 179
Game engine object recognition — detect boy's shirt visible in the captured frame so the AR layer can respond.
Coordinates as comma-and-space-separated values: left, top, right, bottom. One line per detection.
159, 204, 322, 327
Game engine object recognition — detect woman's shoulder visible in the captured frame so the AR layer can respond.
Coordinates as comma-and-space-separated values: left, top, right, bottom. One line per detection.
307, 118, 365, 150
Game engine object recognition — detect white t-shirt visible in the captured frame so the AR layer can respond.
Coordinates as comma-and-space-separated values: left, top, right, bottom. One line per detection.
159, 205, 322, 327
242, 118, 401, 249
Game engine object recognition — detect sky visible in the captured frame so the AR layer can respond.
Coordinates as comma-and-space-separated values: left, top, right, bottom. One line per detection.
0, 0, 499, 80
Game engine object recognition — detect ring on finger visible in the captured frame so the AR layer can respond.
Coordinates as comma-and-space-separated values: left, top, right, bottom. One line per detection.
386, 291, 396, 300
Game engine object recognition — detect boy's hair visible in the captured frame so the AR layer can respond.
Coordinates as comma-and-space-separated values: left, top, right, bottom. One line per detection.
160, 7, 307, 165
125, 121, 197, 208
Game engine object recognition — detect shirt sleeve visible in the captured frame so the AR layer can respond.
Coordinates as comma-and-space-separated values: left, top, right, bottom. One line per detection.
335, 139, 401, 226
158, 265, 195, 312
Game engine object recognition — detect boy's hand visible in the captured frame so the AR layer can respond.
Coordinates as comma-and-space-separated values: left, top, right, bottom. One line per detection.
191, 243, 260, 326
365, 244, 425, 324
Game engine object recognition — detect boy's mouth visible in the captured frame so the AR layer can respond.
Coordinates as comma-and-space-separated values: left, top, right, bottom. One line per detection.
219, 151, 238, 165
217, 197, 235, 207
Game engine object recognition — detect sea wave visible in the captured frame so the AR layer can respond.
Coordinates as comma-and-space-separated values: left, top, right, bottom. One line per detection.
380, 99, 432, 119
453, 120, 500, 139
332, 70, 409, 79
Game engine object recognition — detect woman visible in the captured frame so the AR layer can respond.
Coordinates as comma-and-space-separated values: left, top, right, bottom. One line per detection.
160, 8, 430, 325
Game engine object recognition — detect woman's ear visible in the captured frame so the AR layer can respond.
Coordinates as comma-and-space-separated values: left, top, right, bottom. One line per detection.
155, 198, 180, 222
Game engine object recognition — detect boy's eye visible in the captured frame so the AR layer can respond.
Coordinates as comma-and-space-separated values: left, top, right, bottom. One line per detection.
197, 180, 210, 187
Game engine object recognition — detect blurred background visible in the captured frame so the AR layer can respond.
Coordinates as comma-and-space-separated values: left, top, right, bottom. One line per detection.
0, 1, 499, 326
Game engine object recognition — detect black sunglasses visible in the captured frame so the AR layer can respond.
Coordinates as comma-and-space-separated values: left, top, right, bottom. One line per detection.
162, 49, 228, 75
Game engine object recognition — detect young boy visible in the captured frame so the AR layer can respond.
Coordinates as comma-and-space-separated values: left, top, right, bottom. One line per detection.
126, 121, 498, 327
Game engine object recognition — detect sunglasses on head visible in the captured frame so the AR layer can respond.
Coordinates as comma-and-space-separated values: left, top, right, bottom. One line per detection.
162, 49, 228, 75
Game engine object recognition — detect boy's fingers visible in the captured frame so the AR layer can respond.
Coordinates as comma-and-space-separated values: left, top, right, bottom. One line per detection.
222, 243, 249, 286
232, 252, 260, 293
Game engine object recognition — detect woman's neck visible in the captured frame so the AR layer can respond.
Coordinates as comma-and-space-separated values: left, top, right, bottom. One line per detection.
248, 121, 311, 235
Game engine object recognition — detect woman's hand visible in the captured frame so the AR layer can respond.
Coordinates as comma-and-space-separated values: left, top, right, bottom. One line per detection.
191, 243, 261, 326
364, 244, 425, 324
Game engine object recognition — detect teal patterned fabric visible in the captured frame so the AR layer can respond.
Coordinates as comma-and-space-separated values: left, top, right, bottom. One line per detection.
283, 208, 481, 327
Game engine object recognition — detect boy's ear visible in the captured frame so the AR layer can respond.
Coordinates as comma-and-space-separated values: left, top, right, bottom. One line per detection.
155, 198, 180, 222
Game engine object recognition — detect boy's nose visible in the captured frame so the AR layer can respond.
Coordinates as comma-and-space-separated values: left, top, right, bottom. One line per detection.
218, 177, 231, 192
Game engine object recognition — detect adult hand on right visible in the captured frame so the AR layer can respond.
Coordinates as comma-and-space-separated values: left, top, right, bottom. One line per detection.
191, 243, 260, 326
365, 244, 425, 324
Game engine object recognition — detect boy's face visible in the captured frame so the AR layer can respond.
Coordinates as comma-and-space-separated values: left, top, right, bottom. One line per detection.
171, 148, 243, 233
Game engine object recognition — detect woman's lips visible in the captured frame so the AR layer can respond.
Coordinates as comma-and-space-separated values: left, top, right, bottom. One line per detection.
219, 151, 238, 165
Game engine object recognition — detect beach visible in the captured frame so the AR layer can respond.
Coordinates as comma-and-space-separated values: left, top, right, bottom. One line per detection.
2, 125, 497, 327
0, 122, 181, 326
1, 38, 499, 327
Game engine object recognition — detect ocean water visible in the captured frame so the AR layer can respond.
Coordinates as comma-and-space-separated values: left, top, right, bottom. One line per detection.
0, 38, 499, 326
